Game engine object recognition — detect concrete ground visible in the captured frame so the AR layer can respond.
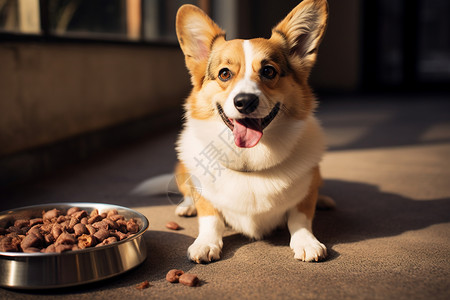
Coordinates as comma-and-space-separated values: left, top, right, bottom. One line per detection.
1, 94, 449, 299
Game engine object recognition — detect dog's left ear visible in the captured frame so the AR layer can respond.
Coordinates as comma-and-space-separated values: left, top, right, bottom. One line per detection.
176, 5, 225, 87
272, 0, 328, 72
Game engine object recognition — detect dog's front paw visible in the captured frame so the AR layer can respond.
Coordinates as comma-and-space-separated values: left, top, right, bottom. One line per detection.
290, 232, 327, 262
187, 239, 222, 263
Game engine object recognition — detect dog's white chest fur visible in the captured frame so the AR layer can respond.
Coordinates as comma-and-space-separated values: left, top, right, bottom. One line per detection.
177, 115, 326, 239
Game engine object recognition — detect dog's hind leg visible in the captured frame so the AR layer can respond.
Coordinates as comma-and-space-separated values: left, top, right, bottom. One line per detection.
288, 166, 327, 262
174, 162, 198, 217
175, 196, 197, 217
316, 194, 336, 210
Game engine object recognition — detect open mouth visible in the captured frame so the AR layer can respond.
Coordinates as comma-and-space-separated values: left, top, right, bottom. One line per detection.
216, 102, 281, 148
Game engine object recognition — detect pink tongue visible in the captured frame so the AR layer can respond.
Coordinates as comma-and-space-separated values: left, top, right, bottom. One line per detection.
232, 119, 263, 148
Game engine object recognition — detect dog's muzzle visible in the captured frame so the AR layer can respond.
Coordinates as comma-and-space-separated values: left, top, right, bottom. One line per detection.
216, 101, 281, 148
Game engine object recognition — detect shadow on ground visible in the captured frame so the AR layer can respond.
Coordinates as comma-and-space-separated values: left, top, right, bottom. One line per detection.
315, 179, 450, 245
195, 178, 450, 263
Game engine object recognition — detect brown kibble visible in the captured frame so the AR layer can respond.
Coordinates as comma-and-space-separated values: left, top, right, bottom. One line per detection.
0, 206, 141, 253
103, 236, 117, 244
55, 232, 76, 246
60, 220, 70, 232
111, 230, 129, 241
45, 233, 55, 244
107, 209, 118, 218
73, 223, 88, 236
85, 224, 96, 235
136, 280, 150, 290
7, 226, 22, 234
68, 217, 78, 229
165, 221, 181, 230
109, 214, 125, 222
88, 214, 103, 224
96, 236, 117, 247
23, 247, 40, 253
126, 219, 139, 233
28, 225, 42, 236
43, 208, 62, 221
52, 223, 63, 240
14, 219, 30, 228
103, 218, 118, 230
116, 219, 127, 232
43, 244, 56, 253
67, 207, 81, 216
90, 209, 99, 217
56, 215, 66, 223
55, 244, 73, 253
30, 218, 43, 227
21, 232, 43, 249
0, 234, 22, 252
93, 228, 109, 242
78, 234, 95, 249
72, 210, 88, 221
92, 220, 108, 230
179, 273, 200, 287
166, 269, 184, 283
40, 223, 53, 233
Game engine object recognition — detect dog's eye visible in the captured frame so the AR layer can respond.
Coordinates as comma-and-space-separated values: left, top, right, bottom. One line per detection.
218, 68, 232, 82
261, 66, 277, 80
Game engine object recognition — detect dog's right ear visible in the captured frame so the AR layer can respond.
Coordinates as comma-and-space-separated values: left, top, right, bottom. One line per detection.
176, 5, 225, 87
271, 0, 328, 74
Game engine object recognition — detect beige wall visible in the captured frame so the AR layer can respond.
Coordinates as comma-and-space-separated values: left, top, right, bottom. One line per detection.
0, 0, 361, 157
0, 42, 190, 156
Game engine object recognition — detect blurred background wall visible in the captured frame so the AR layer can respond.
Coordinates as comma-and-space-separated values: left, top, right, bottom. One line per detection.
1, 0, 449, 186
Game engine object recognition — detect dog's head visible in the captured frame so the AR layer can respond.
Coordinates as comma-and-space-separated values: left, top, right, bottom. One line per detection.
176, 0, 328, 149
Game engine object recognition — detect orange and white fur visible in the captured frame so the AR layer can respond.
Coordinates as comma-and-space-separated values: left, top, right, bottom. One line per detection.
172, 0, 331, 263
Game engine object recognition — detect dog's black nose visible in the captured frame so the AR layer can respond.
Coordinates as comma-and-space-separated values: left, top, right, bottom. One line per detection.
234, 93, 259, 114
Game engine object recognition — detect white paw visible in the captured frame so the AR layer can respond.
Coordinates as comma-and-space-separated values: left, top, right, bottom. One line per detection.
187, 239, 222, 263
175, 204, 197, 217
290, 234, 327, 262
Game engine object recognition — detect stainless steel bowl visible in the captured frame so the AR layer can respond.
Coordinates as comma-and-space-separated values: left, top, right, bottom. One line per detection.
0, 203, 149, 289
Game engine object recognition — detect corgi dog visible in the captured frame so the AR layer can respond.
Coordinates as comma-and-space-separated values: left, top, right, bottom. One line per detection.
173, 0, 331, 263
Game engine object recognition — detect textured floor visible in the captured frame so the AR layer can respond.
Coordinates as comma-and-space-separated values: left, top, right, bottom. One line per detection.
1, 94, 449, 299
